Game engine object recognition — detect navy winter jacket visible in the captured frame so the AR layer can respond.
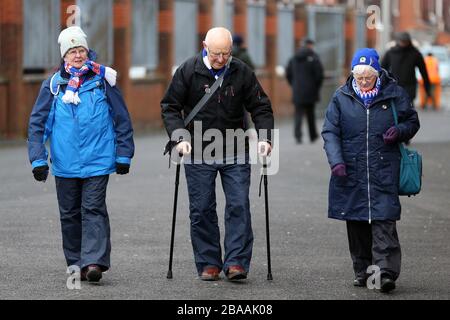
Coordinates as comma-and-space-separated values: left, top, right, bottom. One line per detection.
322, 70, 419, 222
286, 47, 324, 105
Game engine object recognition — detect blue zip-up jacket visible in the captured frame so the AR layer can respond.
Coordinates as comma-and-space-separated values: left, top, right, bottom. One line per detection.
28, 67, 134, 178
322, 69, 419, 222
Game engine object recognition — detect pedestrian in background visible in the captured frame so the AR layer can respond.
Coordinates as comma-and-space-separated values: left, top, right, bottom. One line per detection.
322, 48, 420, 293
286, 38, 324, 144
232, 34, 255, 70
161, 27, 274, 282
27, 26, 135, 283
419, 53, 441, 110
381, 31, 431, 108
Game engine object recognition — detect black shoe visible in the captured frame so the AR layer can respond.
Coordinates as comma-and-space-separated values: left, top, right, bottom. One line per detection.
380, 277, 396, 293
353, 277, 366, 287
84, 265, 102, 282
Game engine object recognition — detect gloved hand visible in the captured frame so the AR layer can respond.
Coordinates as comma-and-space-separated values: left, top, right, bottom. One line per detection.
116, 163, 130, 175
383, 126, 399, 145
258, 141, 272, 157
105, 67, 117, 87
32, 165, 49, 182
175, 141, 192, 155
331, 163, 347, 177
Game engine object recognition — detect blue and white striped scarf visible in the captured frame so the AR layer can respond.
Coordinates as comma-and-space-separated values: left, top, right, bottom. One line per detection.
352, 77, 381, 108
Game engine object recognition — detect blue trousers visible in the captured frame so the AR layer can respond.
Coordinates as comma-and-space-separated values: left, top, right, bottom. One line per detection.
184, 162, 253, 275
55, 175, 111, 271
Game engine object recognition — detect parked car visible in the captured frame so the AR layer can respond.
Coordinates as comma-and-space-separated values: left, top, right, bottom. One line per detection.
419, 45, 450, 86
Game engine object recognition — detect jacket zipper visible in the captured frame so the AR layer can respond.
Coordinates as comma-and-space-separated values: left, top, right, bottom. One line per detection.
366, 108, 372, 224
340, 89, 373, 224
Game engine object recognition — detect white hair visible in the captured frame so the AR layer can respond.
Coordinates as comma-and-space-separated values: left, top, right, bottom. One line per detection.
352, 65, 379, 77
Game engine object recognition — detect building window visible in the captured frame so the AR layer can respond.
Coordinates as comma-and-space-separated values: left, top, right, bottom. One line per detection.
247, 0, 266, 67
174, 0, 198, 67
226, 0, 235, 32
307, 5, 345, 78
277, 2, 294, 68
354, 11, 367, 50
131, 0, 159, 78
212, 0, 234, 31
76, 0, 113, 65
23, 0, 60, 72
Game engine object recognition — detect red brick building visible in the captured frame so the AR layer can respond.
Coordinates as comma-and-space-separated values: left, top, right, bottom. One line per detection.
1, 0, 449, 139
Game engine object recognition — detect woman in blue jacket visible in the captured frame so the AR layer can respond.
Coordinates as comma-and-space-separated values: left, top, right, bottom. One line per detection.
322, 48, 419, 293
27, 26, 134, 283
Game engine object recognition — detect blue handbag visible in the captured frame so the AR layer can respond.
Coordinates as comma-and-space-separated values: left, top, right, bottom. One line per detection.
390, 101, 422, 196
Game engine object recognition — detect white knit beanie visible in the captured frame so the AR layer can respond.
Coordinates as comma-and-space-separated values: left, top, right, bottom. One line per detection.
58, 26, 89, 58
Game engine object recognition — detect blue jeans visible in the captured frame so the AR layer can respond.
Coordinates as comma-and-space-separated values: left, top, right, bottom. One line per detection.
184, 162, 253, 275
55, 175, 111, 271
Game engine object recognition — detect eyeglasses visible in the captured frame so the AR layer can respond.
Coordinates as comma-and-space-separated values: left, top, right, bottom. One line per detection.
354, 75, 376, 83
207, 47, 232, 59
66, 48, 87, 57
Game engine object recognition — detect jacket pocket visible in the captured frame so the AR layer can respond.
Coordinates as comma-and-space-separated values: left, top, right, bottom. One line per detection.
376, 153, 400, 186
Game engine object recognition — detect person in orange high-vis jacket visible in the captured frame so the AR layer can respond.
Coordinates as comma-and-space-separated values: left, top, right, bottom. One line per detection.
419, 53, 441, 110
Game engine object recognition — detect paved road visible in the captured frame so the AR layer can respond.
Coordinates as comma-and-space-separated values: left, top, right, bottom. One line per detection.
0, 91, 449, 300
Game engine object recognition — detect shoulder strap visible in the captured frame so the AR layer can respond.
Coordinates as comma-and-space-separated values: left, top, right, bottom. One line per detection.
390, 100, 408, 157
390, 99, 398, 125
49, 72, 60, 96
183, 57, 232, 127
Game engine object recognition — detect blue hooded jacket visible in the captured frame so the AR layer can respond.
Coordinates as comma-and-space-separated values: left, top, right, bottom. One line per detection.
322, 69, 419, 222
28, 64, 134, 178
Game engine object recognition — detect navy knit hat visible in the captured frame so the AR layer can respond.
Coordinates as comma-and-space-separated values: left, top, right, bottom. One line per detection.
351, 48, 381, 72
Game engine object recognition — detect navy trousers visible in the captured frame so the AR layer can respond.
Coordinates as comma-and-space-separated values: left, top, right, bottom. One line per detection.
184, 162, 253, 275
55, 175, 111, 271
346, 220, 401, 280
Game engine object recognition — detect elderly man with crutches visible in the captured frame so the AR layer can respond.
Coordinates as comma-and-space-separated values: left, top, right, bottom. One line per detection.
162, 27, 274, 282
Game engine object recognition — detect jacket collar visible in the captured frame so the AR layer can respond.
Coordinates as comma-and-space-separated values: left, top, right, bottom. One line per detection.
340, 69, 401, 104
193, 51, 237, 79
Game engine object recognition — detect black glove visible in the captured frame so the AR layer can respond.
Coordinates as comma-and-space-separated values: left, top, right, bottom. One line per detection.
116, 163, 130, 175
32, 165, 49, 182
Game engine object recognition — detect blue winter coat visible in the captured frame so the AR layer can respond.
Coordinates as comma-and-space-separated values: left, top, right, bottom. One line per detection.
28, 68, 134, 178
322, 70, 419, 222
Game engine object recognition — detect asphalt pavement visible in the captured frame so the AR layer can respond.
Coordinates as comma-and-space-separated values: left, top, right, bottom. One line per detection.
0, 89, 449, 301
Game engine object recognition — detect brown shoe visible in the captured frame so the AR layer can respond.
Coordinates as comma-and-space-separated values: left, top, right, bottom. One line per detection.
84, 265, 102, 282
200, 266, 220, 281
226, 265, 247, 281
